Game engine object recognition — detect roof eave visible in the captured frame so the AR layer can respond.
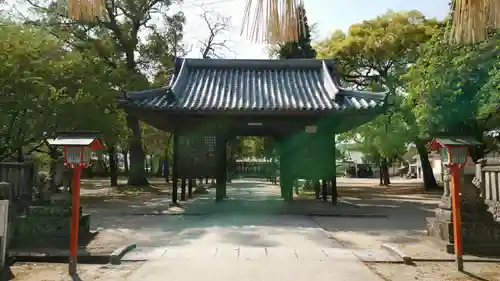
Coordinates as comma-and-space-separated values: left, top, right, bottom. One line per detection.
119, 102, 385, 116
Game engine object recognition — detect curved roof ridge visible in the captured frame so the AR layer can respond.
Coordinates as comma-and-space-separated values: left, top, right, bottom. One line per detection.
321, 60, 340, 98
170, 58, 189, 93
125, 87, 169, 100
182, 58, 336, 69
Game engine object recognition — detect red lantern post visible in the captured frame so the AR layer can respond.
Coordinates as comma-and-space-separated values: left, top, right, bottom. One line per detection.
428, 136, 481, 272
48, 132, 104, 276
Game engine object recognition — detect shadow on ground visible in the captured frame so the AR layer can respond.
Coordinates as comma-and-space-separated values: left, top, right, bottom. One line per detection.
313, 178, 445, 256
81, 178, 443, 252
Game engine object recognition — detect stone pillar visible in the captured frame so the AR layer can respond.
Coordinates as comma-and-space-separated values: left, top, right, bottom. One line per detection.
0, 181, 11, 207
171, 133, 179, 205
426, 161, 498, 255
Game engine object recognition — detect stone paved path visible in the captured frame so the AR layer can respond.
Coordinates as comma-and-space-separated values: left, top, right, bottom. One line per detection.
124, 179, 383, 281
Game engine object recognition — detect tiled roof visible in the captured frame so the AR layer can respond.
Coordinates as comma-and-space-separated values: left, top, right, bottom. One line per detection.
119, 58, 387, 113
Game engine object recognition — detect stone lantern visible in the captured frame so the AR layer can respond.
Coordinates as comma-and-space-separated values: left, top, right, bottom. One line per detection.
48, 131, 104, 276
426, 136, 499, 270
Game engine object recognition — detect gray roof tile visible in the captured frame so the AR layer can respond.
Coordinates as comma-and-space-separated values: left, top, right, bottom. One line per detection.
120, 58, 387, 113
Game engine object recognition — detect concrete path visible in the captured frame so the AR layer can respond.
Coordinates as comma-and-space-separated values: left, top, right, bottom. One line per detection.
124, 179, 383, 281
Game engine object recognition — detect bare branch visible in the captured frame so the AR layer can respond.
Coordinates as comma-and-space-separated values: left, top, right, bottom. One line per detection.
198, 7, 233, 59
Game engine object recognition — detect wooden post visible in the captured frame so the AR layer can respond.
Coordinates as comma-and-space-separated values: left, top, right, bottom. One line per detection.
280, 142, 293, 202
172, 134, 179, 205
450, 164, 464, 271
279, 143, 285, 199
222, 138, 227, 198
68, 166, 82, 276
215, 134, 225, 201
188, 179, 193, 198
180, 178, 186, 201
331, 134, 337, 204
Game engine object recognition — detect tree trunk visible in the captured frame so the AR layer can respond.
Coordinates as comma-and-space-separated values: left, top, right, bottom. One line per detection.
48, 146, 60, 192
16, 147, 23, 162
123, 150, 129, 174
415, 138, 438, 190
126, 115, 148, 186
109, 146, 118, 187
156, 159, 164, 177
163, 156, 170, 183
381, 158, 390, 186
379, 161, 383, 185
150, 155, 154, 175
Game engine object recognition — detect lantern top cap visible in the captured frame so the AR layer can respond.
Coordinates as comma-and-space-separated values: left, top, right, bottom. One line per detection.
428, 135, 482, 150
47, 131, 104, 149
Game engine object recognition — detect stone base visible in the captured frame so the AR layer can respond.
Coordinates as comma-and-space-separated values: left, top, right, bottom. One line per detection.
10, 214, 92, 248
426, 217, 500, 256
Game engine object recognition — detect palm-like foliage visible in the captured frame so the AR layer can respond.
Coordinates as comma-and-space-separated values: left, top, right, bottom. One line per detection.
63, 0, 500, 43
450, 0, 500, 43
242, 0, 500, 43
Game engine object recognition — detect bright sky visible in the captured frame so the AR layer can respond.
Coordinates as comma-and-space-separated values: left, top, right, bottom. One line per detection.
178, 0, 451, 59
4, 0, 450, 59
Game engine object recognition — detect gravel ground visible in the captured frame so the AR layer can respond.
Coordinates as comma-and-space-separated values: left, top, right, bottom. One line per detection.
11, 262, 144, 281
367, 262, 500, 281
12, 178, 500, 280
315, 178, 500, 281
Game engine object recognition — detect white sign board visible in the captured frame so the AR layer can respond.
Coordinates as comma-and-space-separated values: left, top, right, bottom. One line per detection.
305, 126, 317, 134
0, 200, 9, 267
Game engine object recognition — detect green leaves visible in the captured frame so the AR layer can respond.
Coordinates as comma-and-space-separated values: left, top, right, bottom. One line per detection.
0, 21, 128, 160
405, 28, 500, 137
316, 10, 438, 89
316, 11, 438, 163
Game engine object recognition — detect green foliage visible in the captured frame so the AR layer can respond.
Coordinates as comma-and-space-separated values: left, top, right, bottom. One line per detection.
339, 112, 410, 163
406, 29, 500, 135
0, 20, 128, 161
405, 28, 500, 159
141, 123, 172, 156
316, 11, 439, 163
316, 10, 438, 89
276, 5, 316, 59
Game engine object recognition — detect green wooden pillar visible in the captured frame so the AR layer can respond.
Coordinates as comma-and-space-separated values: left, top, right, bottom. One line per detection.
215, 134, 226, 201
278, 141, 286, 199
222, 138, 227, 198
331, 134, 338, 204
172, 133, 179, 205
280, 139, 294, 202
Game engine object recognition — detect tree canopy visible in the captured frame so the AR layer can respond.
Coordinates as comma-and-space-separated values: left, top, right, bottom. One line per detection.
405, 28, 500, 160
316, 11, 439, 186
